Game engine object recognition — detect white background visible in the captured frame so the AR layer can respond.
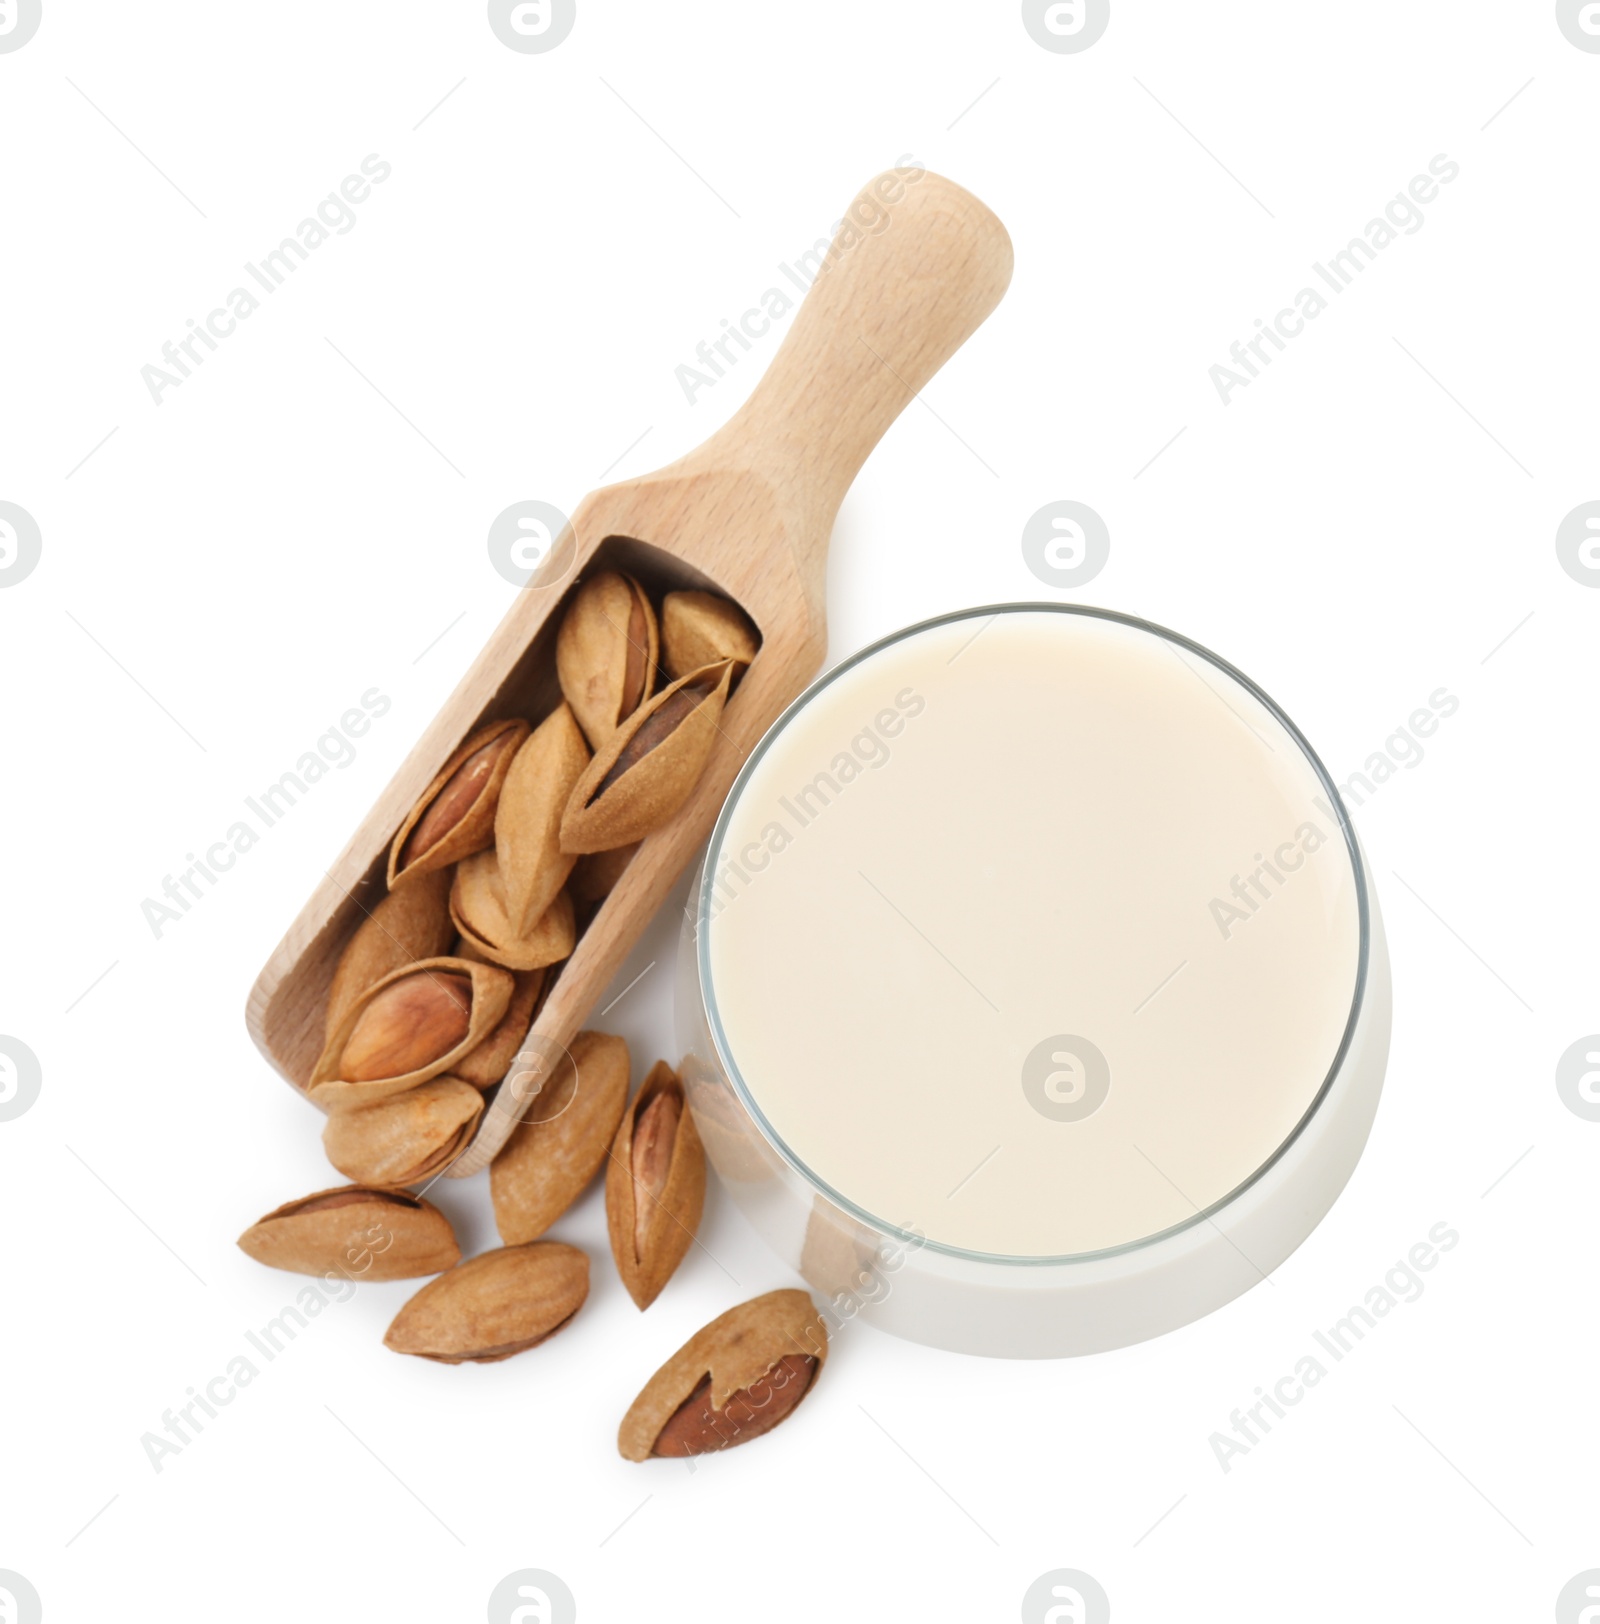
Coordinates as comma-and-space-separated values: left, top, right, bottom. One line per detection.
2, 2, 1596, 1620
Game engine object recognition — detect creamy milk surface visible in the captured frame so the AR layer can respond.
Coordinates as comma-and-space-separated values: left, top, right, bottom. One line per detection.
703, 610, 1363, 1257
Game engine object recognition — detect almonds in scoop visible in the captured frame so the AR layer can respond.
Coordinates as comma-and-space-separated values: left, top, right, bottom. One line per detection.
494, 701, 590, 935
388, 717, 529, 886
451, 951, 546, 1090
661, 591, 758, 683
324, 867, 455, 1041
491, 1031, 630, 1244
321, 1077, 485, 1186
560, 660, 735, 854
606, 1061, 705, 1309
383, 1242, 589, 1364
569, 842, 638, 906
450, 854, 577, 971
309, 957, 514, 1112
618, 1290, 828, 1460
238, 1186, 459, 1281
556, 571, 658, 750
343, 971, 471, 1080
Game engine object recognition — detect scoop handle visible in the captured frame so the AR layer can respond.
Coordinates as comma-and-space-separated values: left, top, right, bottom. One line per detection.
698, 168, 1013, 549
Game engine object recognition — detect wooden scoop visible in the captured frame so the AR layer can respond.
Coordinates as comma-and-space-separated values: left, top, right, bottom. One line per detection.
246, 167, 1013, 1177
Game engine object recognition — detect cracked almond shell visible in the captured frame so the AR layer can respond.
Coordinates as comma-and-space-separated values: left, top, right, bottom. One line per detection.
450, 853, 577, 970
388, 717, 529, 886
556, 571, 658, 750
383, 1241, 589, 1364
452, 952, 546, 1090
237, 1186, 460, 1281
605, 1060, 705, 1309
494, 702, 590, 936
491, 1031, 630, 1244
309, 956, 514, 1112
324, 867, 455, 1042
321, 1076, 485, 1185
560, 660, 735, 855
618, 1290, 828, 1461
661, 591, 758, 683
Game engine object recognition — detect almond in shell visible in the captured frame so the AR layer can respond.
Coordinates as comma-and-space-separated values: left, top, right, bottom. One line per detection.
237, 1186, 460, 1281
556, 571, 658, 750
324, 867, 455, 1041
491, 1031, 630, 1244
321, 1077, 485, 1185
309, 957, 514, 1112
383, 1242, 589, 1364
605, 1061, 705, 1309
618, 1290, 828, 1460
494, 701, 591, 935
560, 661, 735, 855
660, 590, 758, 683
450, 853, 577, 971
388, 717, 529, 886
451, 951, 546, 1090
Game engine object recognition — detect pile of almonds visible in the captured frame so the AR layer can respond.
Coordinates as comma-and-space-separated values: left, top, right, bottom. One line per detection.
239, 576, 828, 1457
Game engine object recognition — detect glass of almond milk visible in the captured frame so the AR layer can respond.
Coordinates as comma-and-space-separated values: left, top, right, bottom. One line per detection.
677, 605, 1390, 1357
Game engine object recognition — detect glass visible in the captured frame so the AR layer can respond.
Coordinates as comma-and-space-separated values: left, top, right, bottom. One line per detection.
677, 605, 1390, 1357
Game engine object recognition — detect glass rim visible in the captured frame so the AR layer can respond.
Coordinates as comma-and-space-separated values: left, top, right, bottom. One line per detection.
695, 601, 1374, 1269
